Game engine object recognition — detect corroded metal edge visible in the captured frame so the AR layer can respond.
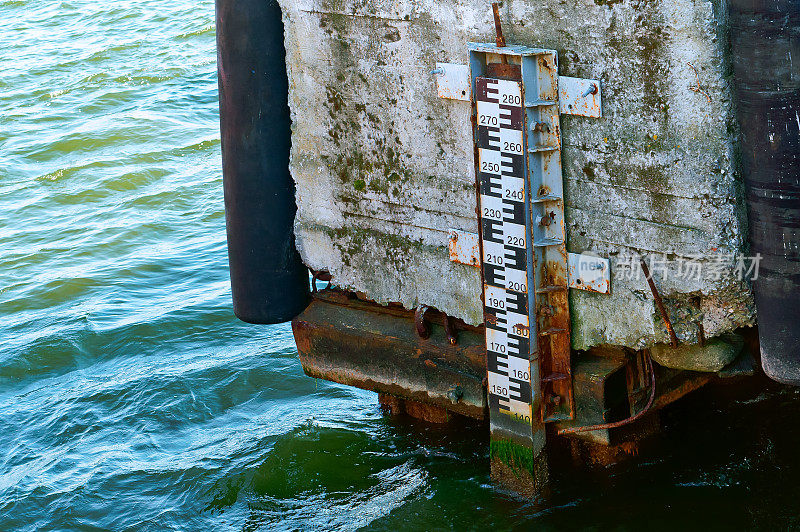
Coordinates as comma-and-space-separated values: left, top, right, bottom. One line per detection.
292, 290, 716, 445
292, 290, 488, 420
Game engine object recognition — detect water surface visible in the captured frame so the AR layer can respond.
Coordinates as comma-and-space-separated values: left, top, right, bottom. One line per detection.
2, 1, 800, 529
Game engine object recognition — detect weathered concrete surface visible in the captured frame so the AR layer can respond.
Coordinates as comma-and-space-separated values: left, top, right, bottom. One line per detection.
650, 333, 744, 372
279, 0, 755, 352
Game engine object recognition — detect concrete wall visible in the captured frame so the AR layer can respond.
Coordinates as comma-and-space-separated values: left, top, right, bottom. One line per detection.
279, 0, 754, 350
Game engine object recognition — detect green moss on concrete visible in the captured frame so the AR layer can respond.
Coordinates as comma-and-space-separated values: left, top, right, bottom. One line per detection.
327, 142, 414, 201
286, 0, 751, 341
311, 223, 440, 275
325, 86, 345, 118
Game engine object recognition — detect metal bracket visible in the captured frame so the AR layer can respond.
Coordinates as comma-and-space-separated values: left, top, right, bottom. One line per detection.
567, 252, 610, 294
448, 230, 610, 294
434, 63, 602, 118
433, 62, 471, 101
558, 76, 602, 118
448, 229, 480, 267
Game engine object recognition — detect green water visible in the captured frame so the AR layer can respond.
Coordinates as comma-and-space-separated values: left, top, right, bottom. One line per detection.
2, 0, 800, 529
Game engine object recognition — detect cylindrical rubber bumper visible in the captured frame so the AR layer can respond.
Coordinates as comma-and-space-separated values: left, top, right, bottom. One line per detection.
730, 0, 800, 383
216, 0, 310, 324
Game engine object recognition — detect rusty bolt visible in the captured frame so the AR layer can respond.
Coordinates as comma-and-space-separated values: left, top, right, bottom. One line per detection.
415, 305, 431, 339
582, 83, 598, 97
444, 315, 458, 346
550, 395, 562, 406
531, 121, 550, 133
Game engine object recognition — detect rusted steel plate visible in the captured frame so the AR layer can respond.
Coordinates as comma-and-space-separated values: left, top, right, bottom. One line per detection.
558, 76, 602, 118
553, 352, 712, 445
567, 252, 611, 294
292, 291, 710, 445
434, 62, 471, 101
528, 57, 574, 424
292, 290, 488, 420
448, 229, 480, 267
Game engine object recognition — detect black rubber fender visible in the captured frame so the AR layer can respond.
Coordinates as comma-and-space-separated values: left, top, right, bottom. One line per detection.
730, 0, 800, 383
216, 0, 310, 324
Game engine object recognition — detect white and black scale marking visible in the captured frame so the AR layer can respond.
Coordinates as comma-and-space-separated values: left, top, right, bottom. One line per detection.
476, 77, 534, 425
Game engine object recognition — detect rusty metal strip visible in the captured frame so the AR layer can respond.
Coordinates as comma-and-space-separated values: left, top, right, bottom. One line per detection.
293, 295, 487, 420
640, 258, 679, 348
524, 53, 574, 423
491, 3, 506, 48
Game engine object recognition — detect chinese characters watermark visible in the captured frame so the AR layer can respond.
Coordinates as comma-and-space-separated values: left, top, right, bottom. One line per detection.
614, 253, 762, 282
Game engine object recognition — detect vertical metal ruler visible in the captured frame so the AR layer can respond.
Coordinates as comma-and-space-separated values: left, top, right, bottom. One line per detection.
469, 44, 574, 484
475, 75, 537, 436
